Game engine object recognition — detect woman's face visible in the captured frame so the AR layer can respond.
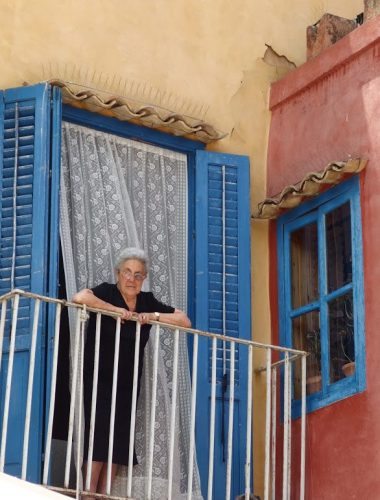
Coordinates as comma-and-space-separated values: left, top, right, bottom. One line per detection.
117, 258, 146, 298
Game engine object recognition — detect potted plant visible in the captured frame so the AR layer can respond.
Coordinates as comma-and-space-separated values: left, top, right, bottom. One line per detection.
337, 295, 355, 377
306, 328, 322, 393
339, 328, 355, 377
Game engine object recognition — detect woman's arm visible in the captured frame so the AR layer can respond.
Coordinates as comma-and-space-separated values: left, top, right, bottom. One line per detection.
72, 288, 133, 322
138, 309, 191, 328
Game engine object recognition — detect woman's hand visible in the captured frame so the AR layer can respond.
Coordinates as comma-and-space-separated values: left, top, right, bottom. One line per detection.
117, 308, 134, 323
72, 288, 134, 323
137, 312, 151, 325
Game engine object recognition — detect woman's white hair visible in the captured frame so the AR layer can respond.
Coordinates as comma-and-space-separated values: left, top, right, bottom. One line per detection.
115, 247, 149, 273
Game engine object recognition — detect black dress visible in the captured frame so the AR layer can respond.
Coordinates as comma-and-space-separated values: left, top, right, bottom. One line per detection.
83, 282, 174, 465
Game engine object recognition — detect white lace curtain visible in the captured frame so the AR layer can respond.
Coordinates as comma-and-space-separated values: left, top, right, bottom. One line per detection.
60, 121, 202, 499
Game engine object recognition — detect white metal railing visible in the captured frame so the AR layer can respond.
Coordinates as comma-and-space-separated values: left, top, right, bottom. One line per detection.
0, 289, 307, 500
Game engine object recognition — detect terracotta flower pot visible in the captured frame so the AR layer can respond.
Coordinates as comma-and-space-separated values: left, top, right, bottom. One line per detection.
342, 361, 355, 377
306, 375, 322, 394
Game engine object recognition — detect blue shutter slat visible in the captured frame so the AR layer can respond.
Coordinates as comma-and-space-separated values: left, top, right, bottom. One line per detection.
2, 181, 33, 194
1, 227, 33, 240
1, 244, 32, 258
2, 194, 33, 208
3, 155, 34, 168
2, 168, 33, 180
3, 144, 34, 158
1, 234, 31, 247
4, 136, 34, 150
4, 128, 35, 141
4, 102, 35, 116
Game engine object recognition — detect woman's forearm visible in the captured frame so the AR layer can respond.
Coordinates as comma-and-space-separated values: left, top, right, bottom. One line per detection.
146, 309, 191, 328
72, 289, 121, 315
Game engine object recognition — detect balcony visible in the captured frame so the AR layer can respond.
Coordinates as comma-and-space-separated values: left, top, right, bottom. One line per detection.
0, 289, 307, 499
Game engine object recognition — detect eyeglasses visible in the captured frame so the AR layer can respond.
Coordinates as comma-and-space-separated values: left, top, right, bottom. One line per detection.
119, 270, 146, 282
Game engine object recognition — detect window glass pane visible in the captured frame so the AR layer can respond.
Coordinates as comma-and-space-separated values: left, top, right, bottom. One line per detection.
326, 202, 352, 293
329, 292, 355, 382
292, 310, 320, 398
290, 223, 318, 309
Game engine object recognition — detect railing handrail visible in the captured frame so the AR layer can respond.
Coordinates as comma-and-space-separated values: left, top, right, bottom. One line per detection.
0, 289, 307, 358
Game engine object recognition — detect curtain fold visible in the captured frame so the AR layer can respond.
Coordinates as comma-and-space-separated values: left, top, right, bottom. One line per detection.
60, 122, 202, 499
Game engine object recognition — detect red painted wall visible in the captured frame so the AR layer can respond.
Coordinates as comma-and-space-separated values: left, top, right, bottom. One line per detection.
267, 16, 380, 499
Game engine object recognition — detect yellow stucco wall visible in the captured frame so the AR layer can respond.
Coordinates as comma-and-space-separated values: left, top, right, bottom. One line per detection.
0, 0, 363, 496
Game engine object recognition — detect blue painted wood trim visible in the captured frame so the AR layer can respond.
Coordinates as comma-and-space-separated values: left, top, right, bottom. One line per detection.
62, 104, 205, 153
44, 86, 62, 458
350, 179, 366, 392
186, 151, 196, 325
278, 176, 366, 417
47, 86, 62, 300
318, 204, 329, 396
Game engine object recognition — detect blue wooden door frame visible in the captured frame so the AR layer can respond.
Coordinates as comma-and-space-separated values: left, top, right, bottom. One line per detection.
60, 106, 251, 498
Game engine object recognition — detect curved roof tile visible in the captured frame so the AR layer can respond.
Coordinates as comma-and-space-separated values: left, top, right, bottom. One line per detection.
50, 79, 227, 143
252, 158, 367, 219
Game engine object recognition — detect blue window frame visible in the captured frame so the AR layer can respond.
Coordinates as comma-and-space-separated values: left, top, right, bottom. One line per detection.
277, 177, 366, 415
61, 104, 204, 322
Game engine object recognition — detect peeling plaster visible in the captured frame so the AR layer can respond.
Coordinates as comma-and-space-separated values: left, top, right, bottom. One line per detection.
263, 43, 297, 71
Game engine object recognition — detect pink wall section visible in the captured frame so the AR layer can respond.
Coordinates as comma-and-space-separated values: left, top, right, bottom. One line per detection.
268, 16, 380, 499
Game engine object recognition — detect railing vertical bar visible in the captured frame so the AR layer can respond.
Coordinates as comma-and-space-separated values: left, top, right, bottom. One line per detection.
244, 344, 253, 500
76, 307, 86, 500
0, 293, 19, 472
264, 348, 272, 500
43, 302, 62, 485
0, 299, 8, 373
106, 317, 121, 495
282, 353, 290, 500
271, 367, 277, 500
22, 298, 41, 480
187, 333, 199, 500
287, 362, 292, 500
300, 355, 306, 500
167, 328, 180, 500
85, 312, 102, 492
147, 323, 161, 500
127, 321, 142, 497
207, 336, 217, 500
64, 308, 82, 488
225, 341, 235, 500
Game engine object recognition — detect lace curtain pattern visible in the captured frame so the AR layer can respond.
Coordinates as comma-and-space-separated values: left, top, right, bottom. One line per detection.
60, 122, 202, 499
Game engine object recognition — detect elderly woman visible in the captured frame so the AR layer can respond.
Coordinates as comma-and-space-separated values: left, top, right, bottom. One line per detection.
72, 247, 191, 497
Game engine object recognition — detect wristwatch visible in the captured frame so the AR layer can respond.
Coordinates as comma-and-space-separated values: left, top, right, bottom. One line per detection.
154, 312, 160, 321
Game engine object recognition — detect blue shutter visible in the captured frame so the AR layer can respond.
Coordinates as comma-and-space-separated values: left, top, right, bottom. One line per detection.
0, 83, 61, 480
194, 151, 251, 499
